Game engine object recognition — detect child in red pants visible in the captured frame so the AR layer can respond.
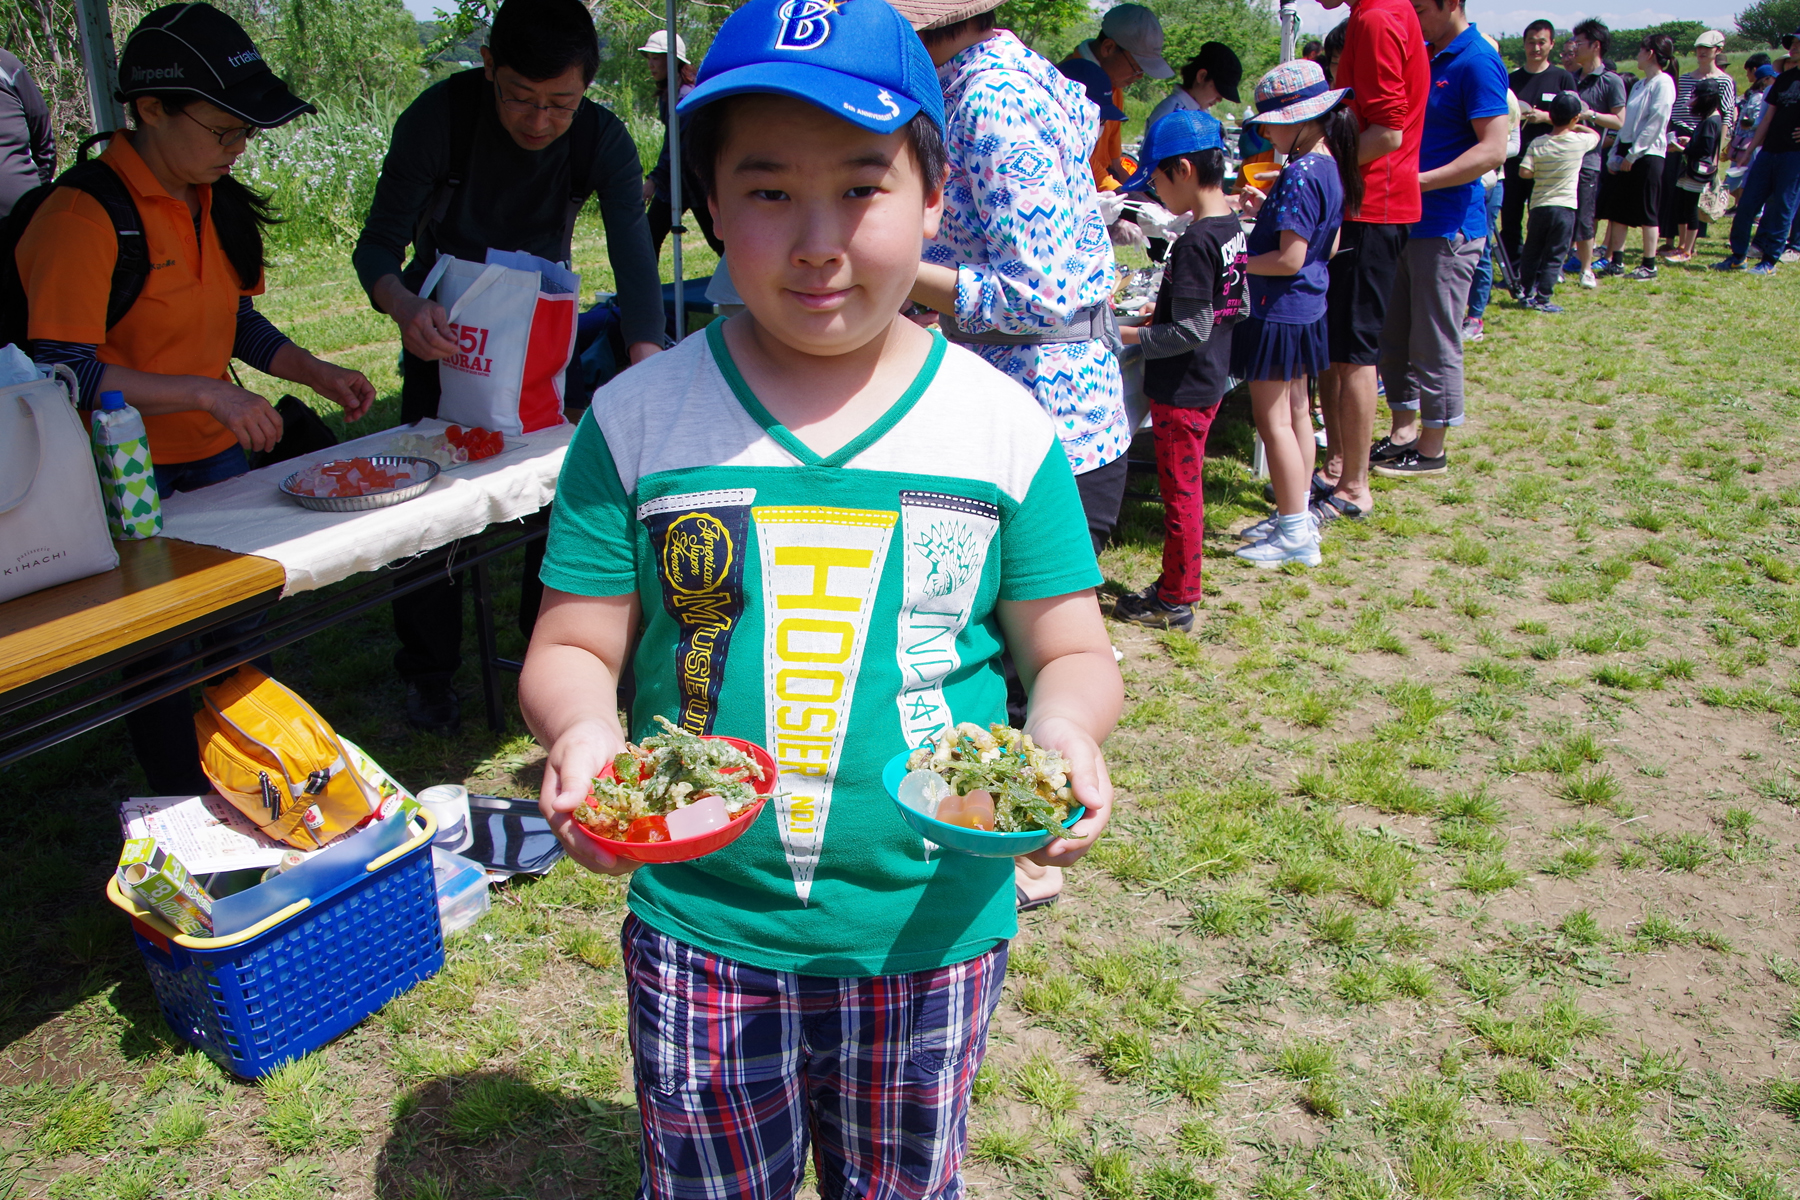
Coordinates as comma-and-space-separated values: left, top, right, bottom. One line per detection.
1115, 110, 1247, 631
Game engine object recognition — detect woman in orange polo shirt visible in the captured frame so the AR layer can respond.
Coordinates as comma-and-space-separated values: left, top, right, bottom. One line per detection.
18, 2, 373, 496
15, 3, 373, 794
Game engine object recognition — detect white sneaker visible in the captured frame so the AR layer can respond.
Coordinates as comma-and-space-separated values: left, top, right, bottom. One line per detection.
1783, 250, 1800, 264
1579, 269, 1597, 289
1234, 528, 1322, 569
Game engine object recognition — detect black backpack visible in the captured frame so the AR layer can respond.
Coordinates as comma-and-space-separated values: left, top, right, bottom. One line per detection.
0, 134, 149, 352
416, 68, 604, 268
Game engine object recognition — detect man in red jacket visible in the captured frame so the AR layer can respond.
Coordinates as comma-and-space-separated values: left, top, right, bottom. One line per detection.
1312, 0, 1428, 522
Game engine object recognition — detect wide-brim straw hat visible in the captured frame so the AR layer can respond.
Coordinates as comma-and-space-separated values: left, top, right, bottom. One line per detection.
888, 0, 1005, 33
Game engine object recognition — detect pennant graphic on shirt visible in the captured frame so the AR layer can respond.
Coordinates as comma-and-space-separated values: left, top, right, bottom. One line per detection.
754, 505, 896, 905
893, 491, 1000, 752
639, 489, 756, 735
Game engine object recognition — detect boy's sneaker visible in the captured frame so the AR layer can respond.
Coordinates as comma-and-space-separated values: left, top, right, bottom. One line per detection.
1749, 259, 1780, 276
1710, 256, 1745, 271
1462, 316, 1484, 342
1597, 259, 1626, 277
1591, 254, 1610, 273
1782, 249, 1800, 264
1518, 292, 1539, 308
1112, 584, 1194, 632
1628, 262, 1657, 279
1563, 253, 1582, 274
1534, 300, 1565, 314
1579, 269, 1597, 289
1663, 250, 1692, 263
1371, 449, 1449, 478
1235, 527, 1322, 569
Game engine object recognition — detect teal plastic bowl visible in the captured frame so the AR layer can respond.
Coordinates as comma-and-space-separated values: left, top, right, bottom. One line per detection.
881, 751, 1085, 858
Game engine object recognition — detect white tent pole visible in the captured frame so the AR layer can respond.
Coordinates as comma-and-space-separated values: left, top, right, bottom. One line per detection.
76, 0, 125, 133
666, 0, 685, 342
1279, 0, 1297, 63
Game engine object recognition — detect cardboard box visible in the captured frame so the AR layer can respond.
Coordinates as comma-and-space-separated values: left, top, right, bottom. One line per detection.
118, 838, 214, 936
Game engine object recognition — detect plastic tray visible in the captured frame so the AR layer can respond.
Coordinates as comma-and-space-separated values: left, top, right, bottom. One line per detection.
279, 455, 439, 512
106, 810, 443, 1078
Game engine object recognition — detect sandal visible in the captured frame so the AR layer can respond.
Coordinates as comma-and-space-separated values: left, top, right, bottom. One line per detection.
1016, 884, 1060, 913
1310, 495, 1366, 523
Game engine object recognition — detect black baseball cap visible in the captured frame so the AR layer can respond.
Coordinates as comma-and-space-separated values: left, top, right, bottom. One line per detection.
1548, 90, 1581, 125
1184, 42, 1243, 104
117, 3, 315, 128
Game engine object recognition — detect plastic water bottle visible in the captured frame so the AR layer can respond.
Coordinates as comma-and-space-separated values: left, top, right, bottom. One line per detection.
90, 390, 162, 540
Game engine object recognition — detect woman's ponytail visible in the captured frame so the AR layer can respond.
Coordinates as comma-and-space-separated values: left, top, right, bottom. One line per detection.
1319, 106, 1364, 219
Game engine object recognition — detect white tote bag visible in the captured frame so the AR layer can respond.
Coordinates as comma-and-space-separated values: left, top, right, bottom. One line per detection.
419, 252, 577, 437
0, 366, 119, 603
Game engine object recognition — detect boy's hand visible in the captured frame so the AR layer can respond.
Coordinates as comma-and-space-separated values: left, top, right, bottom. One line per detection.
1023, 715, 1113, 867
539, 719, 639, 876
1240, 183, 1267, 219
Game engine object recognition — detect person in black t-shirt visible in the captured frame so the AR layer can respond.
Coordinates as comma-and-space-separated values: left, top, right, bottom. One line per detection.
1501, 19, 1578, 265
354, 0, 662, 733
1716, 35, 1800, 274
1670, 84, 1725, 260
1111, 111, 1247, 632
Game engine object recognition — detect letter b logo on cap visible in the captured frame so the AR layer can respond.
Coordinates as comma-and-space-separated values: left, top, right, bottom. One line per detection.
775, 0, 842, 51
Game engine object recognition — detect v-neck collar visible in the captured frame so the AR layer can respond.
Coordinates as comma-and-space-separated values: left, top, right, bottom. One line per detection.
704, 320, 945, 468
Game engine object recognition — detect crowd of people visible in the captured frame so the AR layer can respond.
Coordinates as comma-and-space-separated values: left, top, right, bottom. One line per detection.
2, 1, 1796, 1193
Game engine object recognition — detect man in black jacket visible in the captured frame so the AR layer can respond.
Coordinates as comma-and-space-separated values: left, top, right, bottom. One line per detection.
354, 0, 662, 733
0, 48, 55, 217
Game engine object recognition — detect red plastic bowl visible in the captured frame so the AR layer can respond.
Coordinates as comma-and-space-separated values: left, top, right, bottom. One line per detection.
572, 736, 778, 864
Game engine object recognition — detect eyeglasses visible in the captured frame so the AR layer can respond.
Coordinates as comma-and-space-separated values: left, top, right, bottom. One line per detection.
181, 109, 257, 149
494, 81, 581, 120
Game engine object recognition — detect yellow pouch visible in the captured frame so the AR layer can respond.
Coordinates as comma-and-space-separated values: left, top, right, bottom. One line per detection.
195, 666, 380, 849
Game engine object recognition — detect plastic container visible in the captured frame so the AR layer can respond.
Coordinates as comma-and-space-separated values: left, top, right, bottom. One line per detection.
279, 455, 439, 513
571, 737, 778, 864
880, 751, 1086, 858
105, 809, 443, 1078
432, 846, 491, 935
417, 784, 473, 853
90, 390, 161, 539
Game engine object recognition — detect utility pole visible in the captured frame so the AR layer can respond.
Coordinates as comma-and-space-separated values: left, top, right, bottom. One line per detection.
75, 0, 125, 133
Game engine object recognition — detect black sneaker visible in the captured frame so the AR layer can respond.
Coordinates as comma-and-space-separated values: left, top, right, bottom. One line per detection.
405, 680, 462, 735
1371, 449, 1448, 478
1112, 584, 1194, 632
1628, 262, 1658, 280
1370, 436, 1416, 463
1596, 259, 1626, 277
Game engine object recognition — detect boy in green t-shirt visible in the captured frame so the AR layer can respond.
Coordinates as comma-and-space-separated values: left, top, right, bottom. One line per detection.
519, 0, 1123, 1193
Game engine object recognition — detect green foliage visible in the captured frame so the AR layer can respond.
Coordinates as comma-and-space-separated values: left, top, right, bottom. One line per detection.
995, 0, 1091, 50
1736, 0, 1800, 48
271, 0, 424, 110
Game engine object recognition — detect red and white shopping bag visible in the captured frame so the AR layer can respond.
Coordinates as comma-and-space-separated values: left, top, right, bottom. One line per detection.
419, 252, 577, 436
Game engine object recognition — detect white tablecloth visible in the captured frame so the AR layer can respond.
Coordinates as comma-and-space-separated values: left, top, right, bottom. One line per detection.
159, 418, 574, 596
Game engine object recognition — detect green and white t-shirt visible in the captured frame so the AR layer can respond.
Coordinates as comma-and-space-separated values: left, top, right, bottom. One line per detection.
542, 322, 1101, 976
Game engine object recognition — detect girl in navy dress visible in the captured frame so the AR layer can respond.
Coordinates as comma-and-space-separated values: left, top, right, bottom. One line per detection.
1230, 60, 1361, 567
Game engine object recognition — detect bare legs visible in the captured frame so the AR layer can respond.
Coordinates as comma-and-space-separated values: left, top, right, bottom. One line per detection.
1324, 363, 1377, 512
1253, 377, 1316, 515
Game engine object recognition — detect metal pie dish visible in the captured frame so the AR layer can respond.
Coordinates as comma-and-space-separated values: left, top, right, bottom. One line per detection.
280, 455, 441, 512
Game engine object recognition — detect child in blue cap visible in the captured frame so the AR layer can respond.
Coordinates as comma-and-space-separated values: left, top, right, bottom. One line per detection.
1113, 110, 1248, 631
519, 0, 1122, 1194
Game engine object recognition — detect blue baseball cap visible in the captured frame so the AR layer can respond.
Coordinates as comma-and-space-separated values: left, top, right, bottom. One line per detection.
678, 0, 945, 134
1756, 63, 1778, 79
1118, 109, 1224, 192
1058, 58, 1126, 122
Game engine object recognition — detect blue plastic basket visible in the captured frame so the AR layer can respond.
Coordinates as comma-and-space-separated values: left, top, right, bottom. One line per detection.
107, 810, 444, 1078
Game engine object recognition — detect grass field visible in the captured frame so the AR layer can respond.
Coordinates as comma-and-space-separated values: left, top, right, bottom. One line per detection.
3, 210, 1799, 1200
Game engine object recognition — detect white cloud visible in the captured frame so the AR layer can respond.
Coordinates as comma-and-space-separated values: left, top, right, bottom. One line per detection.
1288, 0, 1740, 37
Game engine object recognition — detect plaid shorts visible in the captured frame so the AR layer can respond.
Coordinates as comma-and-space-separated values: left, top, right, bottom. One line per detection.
622, 914, 1008, 1200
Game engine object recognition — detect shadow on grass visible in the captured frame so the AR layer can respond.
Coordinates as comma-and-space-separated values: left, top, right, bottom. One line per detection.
0, 545, 544, 1070
375, 1070, 640, 1200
